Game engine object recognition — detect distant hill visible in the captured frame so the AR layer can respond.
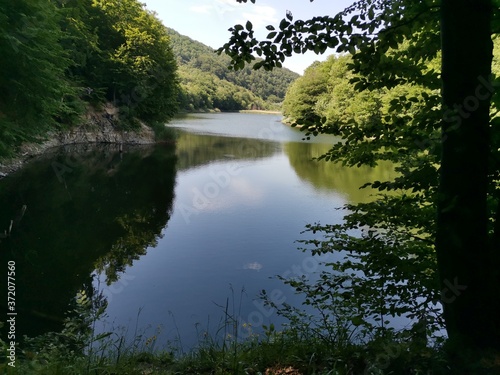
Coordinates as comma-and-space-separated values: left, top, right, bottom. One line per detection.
166, 28, 299, 112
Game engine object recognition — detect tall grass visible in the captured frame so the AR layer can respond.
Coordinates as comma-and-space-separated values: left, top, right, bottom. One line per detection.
0, 286, 454, 375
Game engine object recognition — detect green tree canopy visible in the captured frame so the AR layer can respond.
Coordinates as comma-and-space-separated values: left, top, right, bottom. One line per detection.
0, 0, 179, 157
0, 0, 80, 156
80, 0, 179, 124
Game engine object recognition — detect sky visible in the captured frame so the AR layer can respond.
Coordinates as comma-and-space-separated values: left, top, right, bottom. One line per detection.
142, 0, 355, 75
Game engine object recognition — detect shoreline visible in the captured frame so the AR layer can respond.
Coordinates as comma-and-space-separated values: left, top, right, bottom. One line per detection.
0, 109, 285, 179
0, 105, 157, 179
239, 109, 282, 115
177, 109, 282, 115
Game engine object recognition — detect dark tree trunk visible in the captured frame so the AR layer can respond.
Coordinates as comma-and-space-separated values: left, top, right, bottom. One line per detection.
437, 0, 498, 349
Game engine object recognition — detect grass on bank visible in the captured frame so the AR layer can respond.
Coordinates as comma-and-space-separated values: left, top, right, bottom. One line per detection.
1, 325, 451, 375
0, 295, 457, 375
1, 286, 498, 374
3, 300, 500, 374
2, 287, 499, 374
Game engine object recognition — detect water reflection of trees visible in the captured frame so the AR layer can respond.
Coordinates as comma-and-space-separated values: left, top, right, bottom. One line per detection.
0, 144, 177, 338
175, 132, 279, 170
284, 142, 397, 203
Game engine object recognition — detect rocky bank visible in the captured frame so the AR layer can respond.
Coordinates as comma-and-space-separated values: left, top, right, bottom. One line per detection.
0, 104, 157, 178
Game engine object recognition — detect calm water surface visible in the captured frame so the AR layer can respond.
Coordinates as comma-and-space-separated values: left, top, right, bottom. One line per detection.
0, 113, 394, 349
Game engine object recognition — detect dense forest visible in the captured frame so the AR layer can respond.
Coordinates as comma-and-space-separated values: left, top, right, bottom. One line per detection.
0, 0, 179, 158
282, 54, 435, 136
283, 44, 500, 135
0, 1, 297, 159
166, 28, 299, 112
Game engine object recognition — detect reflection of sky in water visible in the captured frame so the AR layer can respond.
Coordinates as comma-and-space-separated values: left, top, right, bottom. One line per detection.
169, 112, 339, 144
0, 112, 430, 350
89, 113, 404, 349
95, 126, 351, 349
243, 262, 263, 271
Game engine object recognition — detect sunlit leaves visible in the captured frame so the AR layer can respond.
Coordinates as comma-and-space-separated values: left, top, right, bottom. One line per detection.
88, 0, 179, 124
0, 0, 80, 156
0, 0, 180, 156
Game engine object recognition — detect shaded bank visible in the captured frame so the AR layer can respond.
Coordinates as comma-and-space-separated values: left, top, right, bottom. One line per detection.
0, 105, 158, 178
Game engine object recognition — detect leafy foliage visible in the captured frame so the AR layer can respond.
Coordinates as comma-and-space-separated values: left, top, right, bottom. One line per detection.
0, 0, 81, 157
279, 48, 444, 347
220, 0, 500, 363
0, 0, 179, 157
87, 0, 179, 125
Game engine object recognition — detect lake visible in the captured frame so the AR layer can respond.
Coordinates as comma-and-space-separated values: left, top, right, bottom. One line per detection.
0, 113, 395, 351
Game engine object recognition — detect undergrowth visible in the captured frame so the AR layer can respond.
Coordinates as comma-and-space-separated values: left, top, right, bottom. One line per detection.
0, 286, 453, 375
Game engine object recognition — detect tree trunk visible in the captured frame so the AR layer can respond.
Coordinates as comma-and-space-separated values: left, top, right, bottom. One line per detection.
437, 0, 498, 349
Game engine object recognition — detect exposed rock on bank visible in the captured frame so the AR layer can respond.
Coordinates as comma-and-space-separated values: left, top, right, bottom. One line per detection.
0, 104, 157, 178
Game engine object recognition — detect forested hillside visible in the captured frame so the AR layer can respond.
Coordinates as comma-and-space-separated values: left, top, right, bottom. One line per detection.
283, 42, 499, 137
282, 54, 434, 139
166, 28, 299, 112
0, 0, 299, 159
0, 0, 178, 158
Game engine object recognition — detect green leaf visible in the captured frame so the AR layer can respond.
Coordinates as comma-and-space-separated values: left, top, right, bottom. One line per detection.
279, 19, 290, 30
351, 316, 364, 326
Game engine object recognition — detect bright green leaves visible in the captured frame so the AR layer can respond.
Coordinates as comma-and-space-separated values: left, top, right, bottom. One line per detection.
0, 0, 180, 156
86, 0, 179, 124
168, 26, 299, 111
177, 65, 267, 111
0, 0, 80, 156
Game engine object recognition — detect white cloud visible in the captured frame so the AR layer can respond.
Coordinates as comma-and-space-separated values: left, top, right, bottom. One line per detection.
213, 0, 241, 20
190, 5, 213, 14
238, 5, 278, 29
230, 178, 264, 204
186, 176, 265, 214
189, 0, 278, 27
189, 0, 240, 19
243, 262, 263, 271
